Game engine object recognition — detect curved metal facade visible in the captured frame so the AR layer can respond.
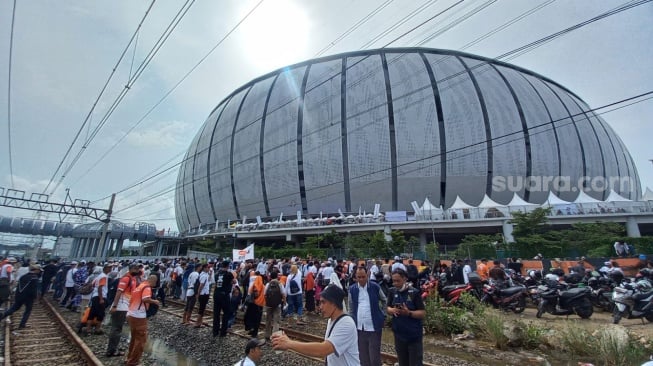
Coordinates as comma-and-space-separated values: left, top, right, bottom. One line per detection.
175, 48, 640, 230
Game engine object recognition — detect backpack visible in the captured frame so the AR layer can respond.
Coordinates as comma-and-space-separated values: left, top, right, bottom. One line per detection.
192, 273, 200, 292
77, 281, 94, 295
265, 279, 283, 308
106, 277, 119, 304
406, 264, 418, 279
289, 275, 300, 294
138, 284, 159, 318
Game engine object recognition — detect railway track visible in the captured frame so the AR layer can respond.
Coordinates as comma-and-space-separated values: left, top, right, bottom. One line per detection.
164, 298, 436, 366
3, 299, 102, 366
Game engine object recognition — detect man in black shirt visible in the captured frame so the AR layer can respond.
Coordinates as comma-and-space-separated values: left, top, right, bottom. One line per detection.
213, 261, 234, 337
1, 264, 41, 328
40, 259, 58, 299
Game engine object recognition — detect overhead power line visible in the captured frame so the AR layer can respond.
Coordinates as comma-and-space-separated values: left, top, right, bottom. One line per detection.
6, 0, 17, 188
48, 0, 196, 196
41, 0, 158, 195
314, 0, 394, 57
69, 0, 266, 189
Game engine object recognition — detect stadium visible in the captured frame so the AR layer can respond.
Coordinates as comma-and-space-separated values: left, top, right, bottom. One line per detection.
174, 47, 641, 233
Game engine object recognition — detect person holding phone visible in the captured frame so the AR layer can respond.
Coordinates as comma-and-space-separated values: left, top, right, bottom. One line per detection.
386, 268, 425, 366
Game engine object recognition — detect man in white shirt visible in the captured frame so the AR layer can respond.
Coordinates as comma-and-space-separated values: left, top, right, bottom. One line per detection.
273, 285, 359, 365
234, 338, 264, 366
369, 260, 380, 282
182, 264, 201, 325
195, 264, 211, 327
462, 259, 472, 284
349, 266, 386, 366
60, 261, 78, 308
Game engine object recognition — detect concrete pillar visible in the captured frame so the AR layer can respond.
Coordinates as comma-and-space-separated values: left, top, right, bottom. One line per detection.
502, 220, 515, 243
383, 225, 392, 242
419, 232, 427, 252
70, 238, 78, 258
176, 242, 181, 257
626, 216, 641, 238
116, 239, 124, 258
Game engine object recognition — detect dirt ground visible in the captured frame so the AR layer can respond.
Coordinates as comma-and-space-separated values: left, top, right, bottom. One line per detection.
419, 306, 653, 366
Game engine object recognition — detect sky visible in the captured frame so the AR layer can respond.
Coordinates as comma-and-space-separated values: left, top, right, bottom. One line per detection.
0, 0, 651, 241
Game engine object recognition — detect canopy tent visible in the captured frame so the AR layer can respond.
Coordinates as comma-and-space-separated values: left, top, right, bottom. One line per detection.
477, 194, 508, 218
540, 191, 572, 206
448, 196, 477, 219
421, 197, 443, 220
604, 189, 632, 202
506, 192, 539, 213
573, 190, 602, 214
541, 191, 576, 215
642, 187, 653, 201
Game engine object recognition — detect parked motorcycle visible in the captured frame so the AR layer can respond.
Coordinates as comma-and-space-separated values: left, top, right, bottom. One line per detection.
481, 281, 528, 313
587, 275, 615, 312
536, 280, 594, 319
439, 273, 483, 305
420, 277, 439, 300
612, 279, 653, 324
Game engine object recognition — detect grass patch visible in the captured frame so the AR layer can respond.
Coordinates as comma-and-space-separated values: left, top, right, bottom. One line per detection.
483, 312, 509, 350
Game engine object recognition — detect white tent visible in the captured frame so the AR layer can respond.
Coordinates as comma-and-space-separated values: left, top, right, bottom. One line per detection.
421, 197, 443, 220
604, 189, 632, 202
573, 191, 603, 214
507, 192, 538, 213
477, 194, 508, 218
642, 187, 653, 201
448, 195, 476, 219
541, 191, 576, 215
541, 191, 572, 206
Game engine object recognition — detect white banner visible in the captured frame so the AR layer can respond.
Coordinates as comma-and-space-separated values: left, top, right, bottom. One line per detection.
233, 244, 255, 262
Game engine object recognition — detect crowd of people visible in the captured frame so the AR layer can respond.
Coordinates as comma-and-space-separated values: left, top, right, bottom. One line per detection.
4, 252, 650, 365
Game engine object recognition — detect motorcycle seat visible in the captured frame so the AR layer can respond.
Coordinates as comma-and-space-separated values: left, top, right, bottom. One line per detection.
560, 287, 588, 299
632, 292, 653, 301
442, 284, 467, 294
499, 286, 525, 296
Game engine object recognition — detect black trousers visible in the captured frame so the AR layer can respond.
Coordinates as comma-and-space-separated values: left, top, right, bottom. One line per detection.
213, 292, 231, 336
244, 303, 262, 336
394, 336, 423, 366
1, 295, 34, 328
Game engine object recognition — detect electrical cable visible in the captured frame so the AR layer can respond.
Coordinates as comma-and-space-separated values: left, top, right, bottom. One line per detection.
41, 0, 158, 195
68, 0, 266, 189
313, 0, 394, 57
359, 0, 439, 50
50, 0, 196, 196
6, 0, 17, 188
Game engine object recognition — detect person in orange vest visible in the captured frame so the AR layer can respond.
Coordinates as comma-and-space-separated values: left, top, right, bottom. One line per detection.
477, 259, 490, 282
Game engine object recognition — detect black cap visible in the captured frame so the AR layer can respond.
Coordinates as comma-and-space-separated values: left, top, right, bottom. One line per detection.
320, 285, 345, 310
245, 338, 265, 354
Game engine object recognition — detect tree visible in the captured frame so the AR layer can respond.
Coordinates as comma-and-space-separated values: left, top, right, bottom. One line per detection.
510, 207, 552, 238
453, 234, 503, 259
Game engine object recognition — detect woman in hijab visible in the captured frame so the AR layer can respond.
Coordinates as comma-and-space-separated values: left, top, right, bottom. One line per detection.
329, 272, 347, 313
244, 272, 265, 337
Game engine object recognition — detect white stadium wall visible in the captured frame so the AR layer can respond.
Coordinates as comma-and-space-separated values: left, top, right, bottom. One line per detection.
175, 48, 641, 230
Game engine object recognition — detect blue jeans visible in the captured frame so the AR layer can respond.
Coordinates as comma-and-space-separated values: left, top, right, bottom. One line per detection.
287, 293, 303, 317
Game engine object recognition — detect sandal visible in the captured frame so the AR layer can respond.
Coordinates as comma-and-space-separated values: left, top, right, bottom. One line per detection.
105, 351, 125, 357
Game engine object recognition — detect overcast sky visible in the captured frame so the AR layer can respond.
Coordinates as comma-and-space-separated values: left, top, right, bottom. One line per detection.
0, 0, 651, 236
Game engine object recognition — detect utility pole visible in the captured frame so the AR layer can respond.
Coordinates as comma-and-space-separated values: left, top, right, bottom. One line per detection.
97, 193, 116, 261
